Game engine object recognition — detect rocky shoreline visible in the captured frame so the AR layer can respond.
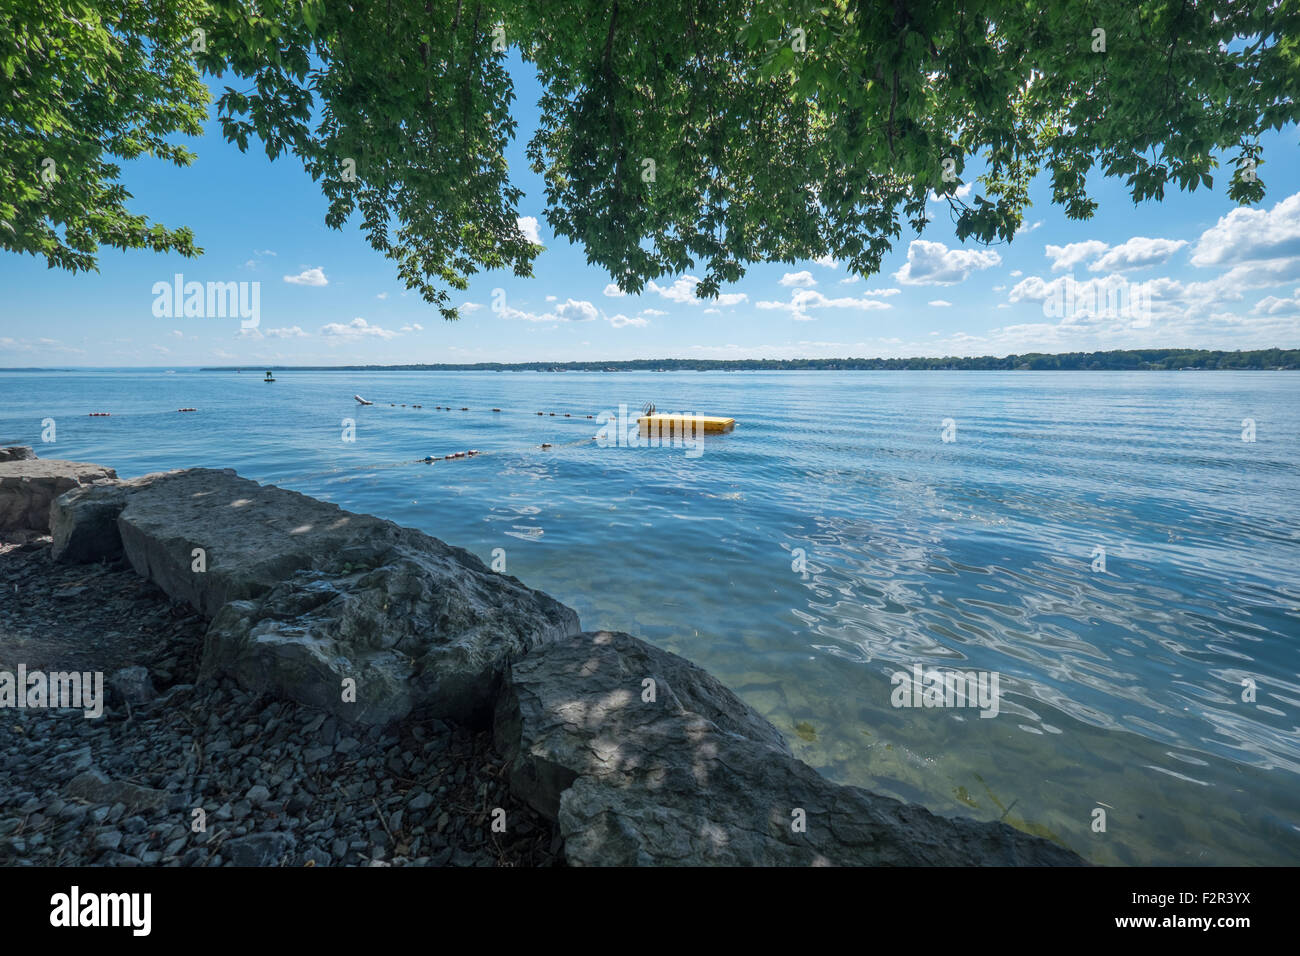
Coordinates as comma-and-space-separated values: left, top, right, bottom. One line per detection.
0, 449, 1083, 866
0, 541, 560, 867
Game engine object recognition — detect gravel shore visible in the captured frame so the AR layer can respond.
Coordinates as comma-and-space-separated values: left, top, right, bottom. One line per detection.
0, 538, 560, 867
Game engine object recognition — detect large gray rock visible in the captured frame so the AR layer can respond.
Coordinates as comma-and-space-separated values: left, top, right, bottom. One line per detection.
51, 480, 133, 562
108, 666, 156, 706
55, 468, 581, 726
203, 543, 579, 725
497, 629, 790, 821
45, 464, 1089, 865
0, 446, 37, 462
0, 457, 117, 533
497, 631, 1084, 866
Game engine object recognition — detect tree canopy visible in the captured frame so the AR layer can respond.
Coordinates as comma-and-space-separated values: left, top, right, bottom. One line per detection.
3, 0, 1298, 317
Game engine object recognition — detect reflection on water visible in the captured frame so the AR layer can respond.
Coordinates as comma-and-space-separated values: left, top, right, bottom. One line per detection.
3, 368, 1298, 865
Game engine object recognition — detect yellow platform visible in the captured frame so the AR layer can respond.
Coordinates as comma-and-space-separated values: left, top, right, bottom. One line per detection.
637, 413, 736, 434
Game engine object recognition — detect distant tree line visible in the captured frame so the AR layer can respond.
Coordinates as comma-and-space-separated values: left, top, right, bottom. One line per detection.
202, 349, 1300, 372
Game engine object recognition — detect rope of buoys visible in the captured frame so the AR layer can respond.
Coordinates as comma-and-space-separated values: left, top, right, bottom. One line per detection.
357, 401, 596, 419
274, 434, 600, 486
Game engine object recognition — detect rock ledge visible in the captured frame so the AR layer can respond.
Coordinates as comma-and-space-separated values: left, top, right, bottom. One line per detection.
48, 465, 1084, 866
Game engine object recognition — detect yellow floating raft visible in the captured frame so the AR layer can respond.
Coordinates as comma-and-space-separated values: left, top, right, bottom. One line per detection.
637, 413, 736, 434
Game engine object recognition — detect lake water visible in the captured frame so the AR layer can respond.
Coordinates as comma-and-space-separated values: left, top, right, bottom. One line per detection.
3, 368, 1298, 865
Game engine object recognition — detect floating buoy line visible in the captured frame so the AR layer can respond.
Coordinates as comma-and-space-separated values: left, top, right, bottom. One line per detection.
271, 434, 601, 486
79, 396, 732, 486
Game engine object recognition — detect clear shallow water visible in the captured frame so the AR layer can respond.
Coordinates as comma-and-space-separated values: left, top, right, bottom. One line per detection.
2, 368, 1298, 865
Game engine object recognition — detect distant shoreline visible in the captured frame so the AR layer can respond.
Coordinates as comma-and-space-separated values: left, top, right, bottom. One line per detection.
4, 347, 1298, 373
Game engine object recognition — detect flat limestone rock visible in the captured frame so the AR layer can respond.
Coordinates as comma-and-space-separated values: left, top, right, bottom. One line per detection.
51, 479, 134, 562
48, 465, 1088, 865
0, 457, 117, 533
0, 446, 37, 463
497, 631, 1084, 866
54, 468, 581, 726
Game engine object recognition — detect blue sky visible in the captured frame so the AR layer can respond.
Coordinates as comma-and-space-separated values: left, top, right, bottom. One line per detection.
2, 53, 1299, 367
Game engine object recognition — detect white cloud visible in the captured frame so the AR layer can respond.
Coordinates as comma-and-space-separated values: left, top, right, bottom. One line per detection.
170, 330, 183, 337
376, 292, 389, 300
607, 313, 648, 327
895, 240, 1001, 285
648, 275, 749, 306
459, 302, 484, 313
554, 299, 598, 322
757, 287, 898, 320
602, 283, 627, 297
929, 300, 952, 307
1010, 270, 1023, 277
400, 323, 424, 333
517, 216, 542, 244
498, 298, 600, 324
1182, 258, 1300, 299
545, 295, 558, 302
812, 255, 838, 269
641, 308, 667, 316
839, 275, 861, 285
254, 249, 276, 257
719, 291, 752, 306
928, 182, 973, 203
703, 307, 721, 314
1090, 237, 1188, 272
320, 317, 397, 339
1252, 287, 1300, 316
284, 267, 328, 287
1191, 192, 1300, 267
0, 336, 87, 354
1044, 241, 1109, 272
265, 326, 308, 338
780, 271, 817, 287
